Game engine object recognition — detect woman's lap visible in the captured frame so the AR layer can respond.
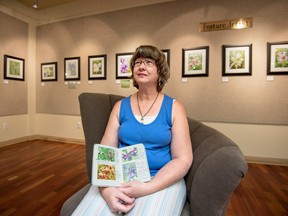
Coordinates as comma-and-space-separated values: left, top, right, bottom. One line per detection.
72, 179, 186, 216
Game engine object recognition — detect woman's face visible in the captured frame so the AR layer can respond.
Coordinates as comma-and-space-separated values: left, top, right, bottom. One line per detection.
133, 57, 158, 87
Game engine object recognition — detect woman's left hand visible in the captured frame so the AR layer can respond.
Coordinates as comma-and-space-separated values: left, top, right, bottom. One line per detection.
117, 180, 150, 198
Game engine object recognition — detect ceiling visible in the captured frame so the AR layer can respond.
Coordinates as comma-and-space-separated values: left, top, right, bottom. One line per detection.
2, 0, 180, 25
16, 0, 78, 10
15, 0, 179, 10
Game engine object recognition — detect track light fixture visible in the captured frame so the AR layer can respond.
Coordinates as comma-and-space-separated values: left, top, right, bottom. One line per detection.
32, 0, 38, 9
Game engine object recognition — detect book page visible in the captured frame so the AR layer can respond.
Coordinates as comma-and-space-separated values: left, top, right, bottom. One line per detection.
92, 144, 123, 187
121, 144, 151, 183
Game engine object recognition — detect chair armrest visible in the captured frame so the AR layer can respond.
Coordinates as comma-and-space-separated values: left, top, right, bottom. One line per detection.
185, 120, 248, 216
60, 184, 91, 216
190, 145, 246, 215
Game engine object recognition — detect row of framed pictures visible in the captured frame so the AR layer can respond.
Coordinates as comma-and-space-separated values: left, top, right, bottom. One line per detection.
41, 50, 170, 82
3, 41, 287, 82
41, 55, 105, 82
41, 41, 287, 82
183, 41, 288, 77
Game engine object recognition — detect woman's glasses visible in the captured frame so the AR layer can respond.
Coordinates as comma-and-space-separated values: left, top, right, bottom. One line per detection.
133, 59, 155, 67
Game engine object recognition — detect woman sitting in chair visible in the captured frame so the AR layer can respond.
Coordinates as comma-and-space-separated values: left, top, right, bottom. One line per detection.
72, 45, 193, 215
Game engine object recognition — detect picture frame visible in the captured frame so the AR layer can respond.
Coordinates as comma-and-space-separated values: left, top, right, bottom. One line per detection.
64, 57, 80, 81
267, 41, 288, 75
222, 44, 252, 76
116, 52, 133, 79
182, 46, 209, 77
41, 62, 57, 81
162, 49, 170, 66
4, 55, 25, 81
88, 55, 107, 80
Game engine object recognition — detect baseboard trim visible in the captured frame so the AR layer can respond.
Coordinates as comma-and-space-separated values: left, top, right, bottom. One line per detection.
245, 156, 288, 166
31, 135, 85, 145
0, 136, 31, 148
0, 135, 85, 147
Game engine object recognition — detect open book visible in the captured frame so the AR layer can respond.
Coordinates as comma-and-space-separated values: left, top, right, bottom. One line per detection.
92, 143, 151, 187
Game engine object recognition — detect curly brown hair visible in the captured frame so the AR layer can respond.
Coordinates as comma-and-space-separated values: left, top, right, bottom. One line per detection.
130, 45, 170, 92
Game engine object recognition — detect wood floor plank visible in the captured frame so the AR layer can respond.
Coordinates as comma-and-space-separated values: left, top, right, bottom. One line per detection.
0, 140, 287, 216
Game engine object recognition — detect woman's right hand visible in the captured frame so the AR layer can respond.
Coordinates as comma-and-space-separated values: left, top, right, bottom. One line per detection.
99, 187, 135, 213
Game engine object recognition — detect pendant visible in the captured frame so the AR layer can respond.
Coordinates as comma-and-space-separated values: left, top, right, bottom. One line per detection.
141, 116, 144, 124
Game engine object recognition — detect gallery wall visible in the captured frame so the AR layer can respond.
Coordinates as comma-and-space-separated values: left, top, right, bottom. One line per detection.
35, 0, 288, 125
0, 12, 28, 116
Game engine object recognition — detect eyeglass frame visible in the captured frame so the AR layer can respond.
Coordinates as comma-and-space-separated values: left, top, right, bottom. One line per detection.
133, 58, 156, 67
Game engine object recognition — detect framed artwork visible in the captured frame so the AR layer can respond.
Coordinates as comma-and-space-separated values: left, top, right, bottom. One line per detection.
64, 57, 80, 81
182, 46, 209, 77
116, 52, 133, 79
41, 62, 57, 81
267, 41, 288, 75
88, 55, 107, 80
222, 44, 252, 76
4, 55, 25, 81
162, 49, 170, 66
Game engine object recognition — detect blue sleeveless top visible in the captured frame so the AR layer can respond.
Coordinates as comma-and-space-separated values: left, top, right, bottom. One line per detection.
118, 94, 173, 176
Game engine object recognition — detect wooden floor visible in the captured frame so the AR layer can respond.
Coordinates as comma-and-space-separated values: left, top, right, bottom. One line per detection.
226, 163, 288, 216
0, 140, 287, 216
0, 140, 88, 216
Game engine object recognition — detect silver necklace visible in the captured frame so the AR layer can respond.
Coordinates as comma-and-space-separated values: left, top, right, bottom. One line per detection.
137, 92, 159, 123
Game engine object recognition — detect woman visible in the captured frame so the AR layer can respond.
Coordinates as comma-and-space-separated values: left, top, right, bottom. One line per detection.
72, 45, 193, 215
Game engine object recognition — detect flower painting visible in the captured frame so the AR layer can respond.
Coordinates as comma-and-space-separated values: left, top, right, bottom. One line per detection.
122, 147, 139, 162
188, 53, 203, 71
229, 50, 245, 69
267, 42, 288, 75
41, 62, 57, 81
275, 48, 288, 68
88, 55, 107, 80
64, 57, 80, 80
4, 55, 25, 81
120, 58, 130, 73
97, 146, 115, 162
122, 162, 138, 182
182, 46, 209, 77
97, 164, 116, 180
222, 44, 252, 76
116, 53, 133, 79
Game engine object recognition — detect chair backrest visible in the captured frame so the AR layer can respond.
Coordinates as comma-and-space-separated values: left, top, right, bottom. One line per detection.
79, 92, 123, 181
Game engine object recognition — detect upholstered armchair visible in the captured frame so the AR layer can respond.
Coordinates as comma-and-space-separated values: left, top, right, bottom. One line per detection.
61, 92, 248, 216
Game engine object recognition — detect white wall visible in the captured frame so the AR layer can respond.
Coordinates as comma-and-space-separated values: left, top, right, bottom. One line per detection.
204, 122, 288, 162
0, 115, 30, 144
35, 114, 84, 142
